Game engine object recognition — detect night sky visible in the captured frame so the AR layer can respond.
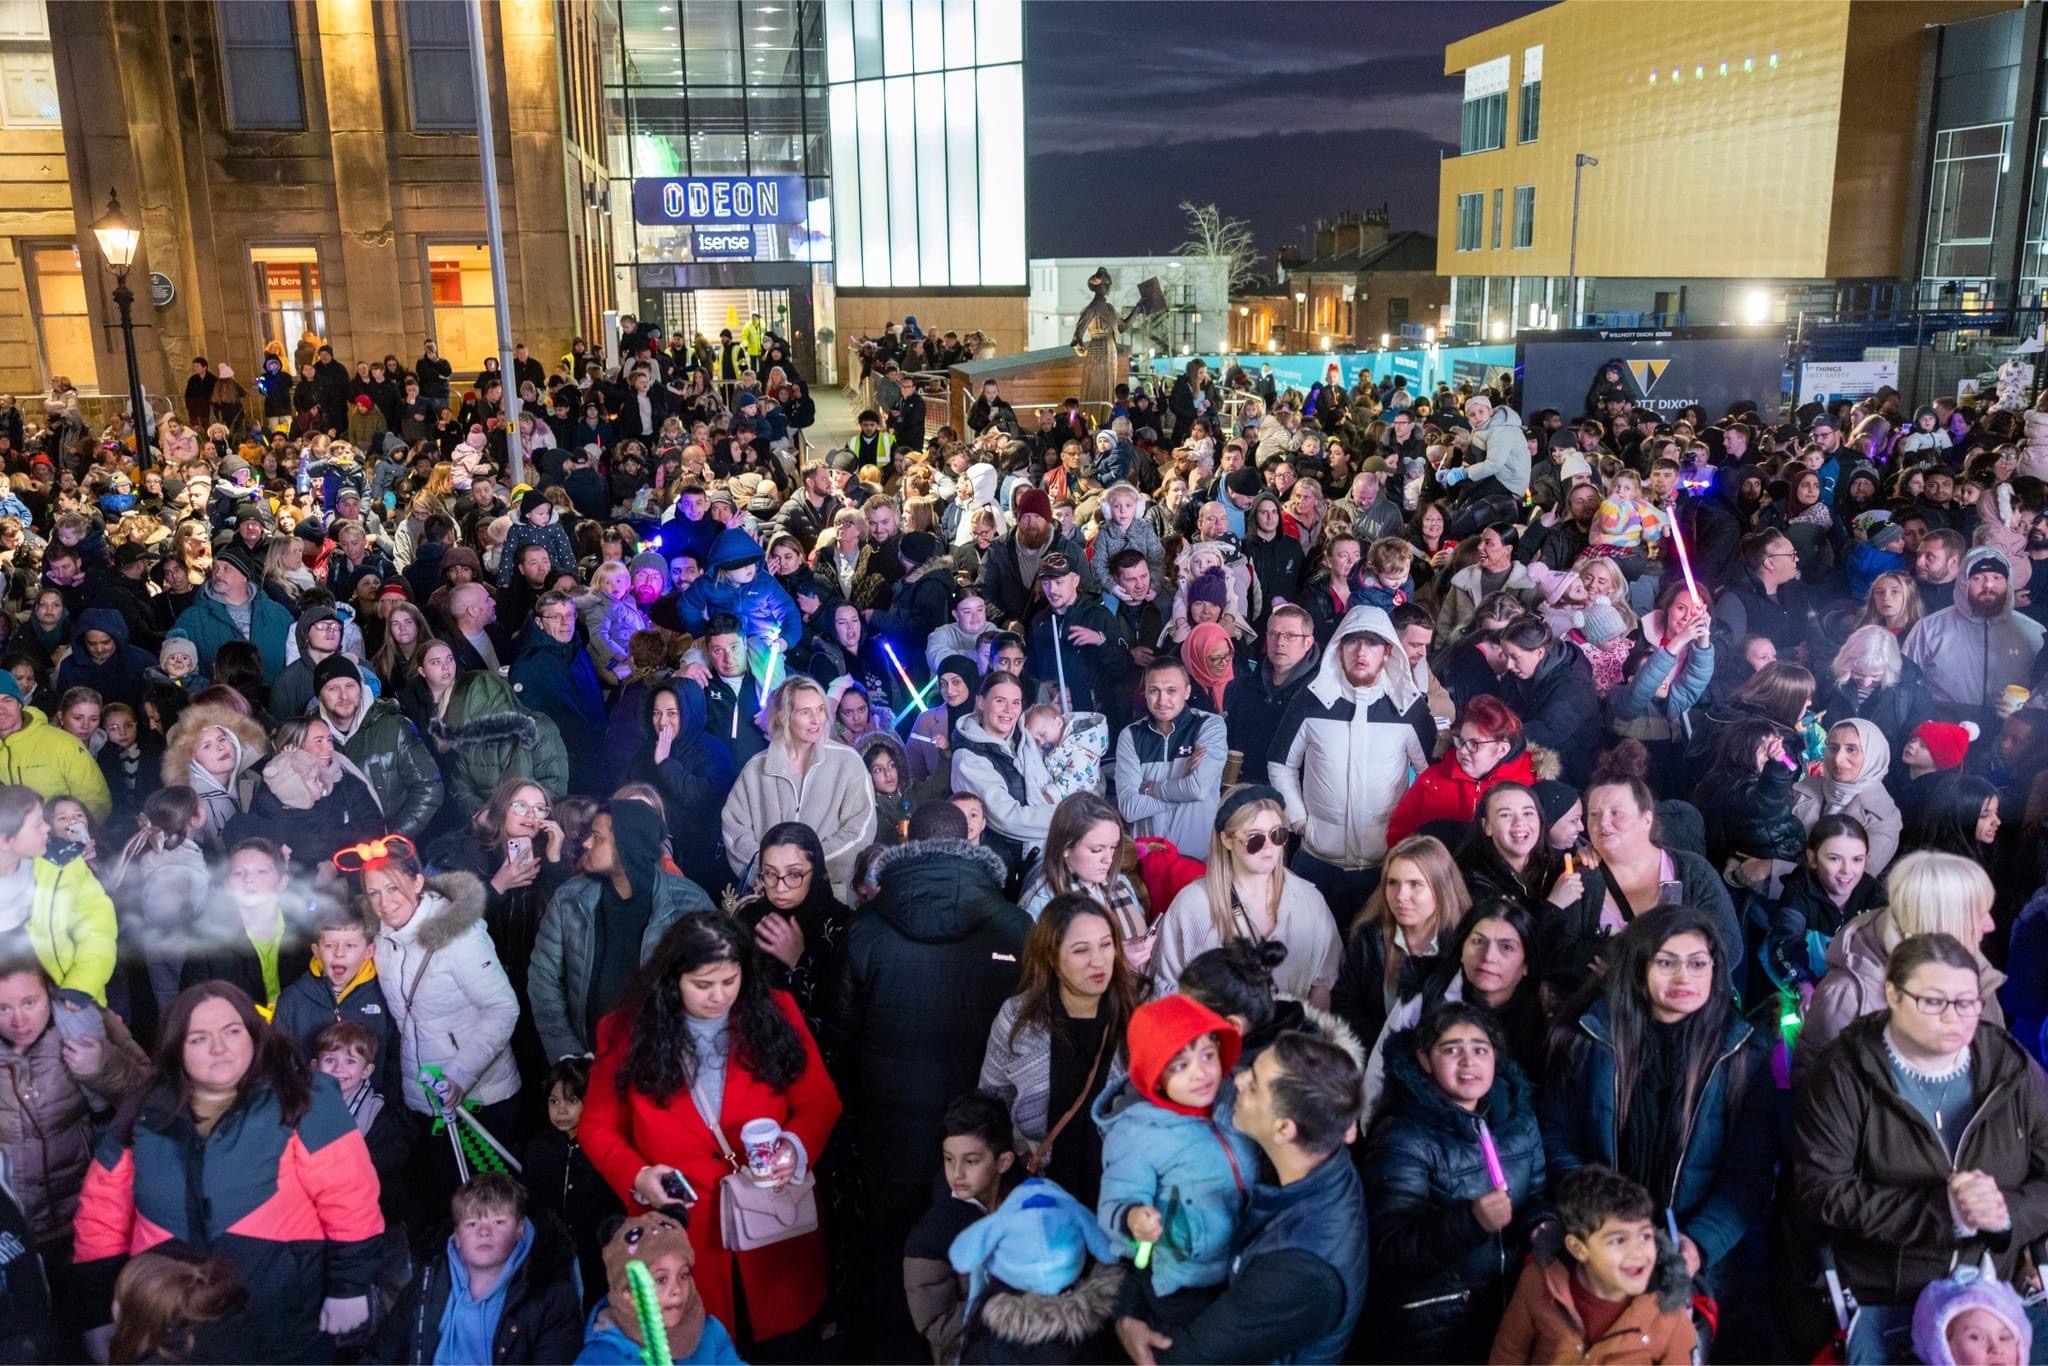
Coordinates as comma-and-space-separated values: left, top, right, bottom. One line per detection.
1023, 0, 1548, 264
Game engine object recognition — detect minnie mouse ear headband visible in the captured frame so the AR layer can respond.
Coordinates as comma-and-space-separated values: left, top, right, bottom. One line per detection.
332, 833, 418, 876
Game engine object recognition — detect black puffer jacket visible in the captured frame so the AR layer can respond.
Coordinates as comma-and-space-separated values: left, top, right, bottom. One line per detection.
1363, 1030, 1547, 1365
1693, 748, 1807, 867
826, 837, 1030, 1196
1499, 643, 1604, 787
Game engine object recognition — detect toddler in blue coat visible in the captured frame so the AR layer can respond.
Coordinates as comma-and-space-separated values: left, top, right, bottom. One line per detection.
1094, 994, 1258, 1319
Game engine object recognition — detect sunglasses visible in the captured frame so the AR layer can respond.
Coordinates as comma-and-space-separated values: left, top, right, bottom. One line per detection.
1237, 825, 1286, 856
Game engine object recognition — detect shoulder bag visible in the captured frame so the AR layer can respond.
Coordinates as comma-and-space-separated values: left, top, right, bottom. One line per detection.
688, 1077, 819, 1252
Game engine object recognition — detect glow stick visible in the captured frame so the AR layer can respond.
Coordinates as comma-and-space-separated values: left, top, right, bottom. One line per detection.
1665, 1208, 1681, 1247
1050, 612, 1070, 708
1663, 508, 1702, 607
1134, 1240, 1155, 1270
1478, 1119, 1508, 1191
626, 1260, 673, 1366
881, 641, 932, 712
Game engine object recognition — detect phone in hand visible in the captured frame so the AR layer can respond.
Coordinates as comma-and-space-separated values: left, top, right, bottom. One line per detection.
506, 836, 532, 865
660, 1170, 697, 1204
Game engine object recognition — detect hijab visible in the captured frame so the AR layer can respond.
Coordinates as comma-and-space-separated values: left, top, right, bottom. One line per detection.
937, 652, 981, 731
1817, 716, 1891, 811
1181, 621, 1235, 712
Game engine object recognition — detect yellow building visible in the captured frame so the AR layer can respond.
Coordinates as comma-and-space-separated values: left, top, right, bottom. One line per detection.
1437, 0, 2015, 338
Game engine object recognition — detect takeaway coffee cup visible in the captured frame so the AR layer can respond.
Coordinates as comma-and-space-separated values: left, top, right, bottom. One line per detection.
740, 1118, 807, 1186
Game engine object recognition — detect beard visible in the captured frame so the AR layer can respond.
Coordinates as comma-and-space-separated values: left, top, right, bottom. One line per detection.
1017, 520, 1052, 551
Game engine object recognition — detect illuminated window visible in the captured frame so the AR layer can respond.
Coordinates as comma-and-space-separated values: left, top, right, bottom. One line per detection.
426, 243, 497, 373
1456, 193, 1483, 252
250, 245, 326, 350
1513, 186, 1534, 249
24, 244, 97, 391
216, 0, 303, 130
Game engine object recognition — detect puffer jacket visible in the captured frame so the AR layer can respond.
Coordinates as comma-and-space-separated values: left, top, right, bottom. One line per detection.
52, 608, 155, 709
575, 589, 652, 679
74, 1075, 384, 1363
527, 868, 713, 1063
1539, 998, 1776, 1272
330, 696, 444, 837
1693, 748, 1808, 866
1498, 641, 1605, 787
171, 583, 294, 679
721, 737, 874, 900
0, 707, 111, 823
951, 715, 1062, 860
1385, 742, 1541, 849
1092, 999, 1257, 1296
509, 622, 607, 795
0, 1006, 149, 1242
1090, 511, 1166, 583
424, 670, 570, 820
1489, 1220, 1695, 1364
1792, 905, 2005, 1084
826, 837, 1029, 1197
1364, 1028, 1546, 1365
375, 871, 521, 1114
1795, 1012, 2048, 1306
2023, 406, 2048, 482
20, 858, 119, 1005
677, 527, 803, 645
1268, 604, 1432, 870
1460, 402, 1531, 496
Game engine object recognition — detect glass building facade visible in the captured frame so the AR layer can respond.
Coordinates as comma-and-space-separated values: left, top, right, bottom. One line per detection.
598, 0, 1024, 379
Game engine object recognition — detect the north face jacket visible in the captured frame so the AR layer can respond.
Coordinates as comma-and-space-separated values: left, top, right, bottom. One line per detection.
74, 1074, 384, 1362
1268, 604, 1432, 870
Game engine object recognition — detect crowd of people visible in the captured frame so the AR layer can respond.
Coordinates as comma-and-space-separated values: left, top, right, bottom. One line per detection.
2, 318, 2048, 1366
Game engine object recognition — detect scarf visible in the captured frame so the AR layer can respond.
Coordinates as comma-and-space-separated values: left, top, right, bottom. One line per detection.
1086, 875, 1149, 946
1181, 621, 1234, 712
1817, 716, 1891, 811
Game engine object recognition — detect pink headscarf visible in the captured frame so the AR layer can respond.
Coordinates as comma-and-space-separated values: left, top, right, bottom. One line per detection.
1181, 621, 1235, 712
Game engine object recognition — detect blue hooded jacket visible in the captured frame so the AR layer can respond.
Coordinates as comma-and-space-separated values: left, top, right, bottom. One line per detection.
677, 528, 802, 647
437, 1218, 535, 1365
53, 608, 158, 708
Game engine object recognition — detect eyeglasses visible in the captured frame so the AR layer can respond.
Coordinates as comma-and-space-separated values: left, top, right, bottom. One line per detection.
539, 612, 576, 626
1650, 954, 1714, 977
1237, 826, 1286, 855
508, 799, 550, 818
761, 867, 811, 888
1896, 987, 1985, 1018
1267, 630, 1314, 644
1452, 735, 1506, 751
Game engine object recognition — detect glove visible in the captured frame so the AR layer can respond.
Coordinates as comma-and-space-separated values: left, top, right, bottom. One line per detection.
320, 1295, 370, 1336
1439, 467, 1465, 486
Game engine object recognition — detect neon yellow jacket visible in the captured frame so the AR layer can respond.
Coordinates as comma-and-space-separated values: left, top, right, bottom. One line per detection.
0, 709, 110, 823
741, 317, 766, 357
26, 857, 116, 1004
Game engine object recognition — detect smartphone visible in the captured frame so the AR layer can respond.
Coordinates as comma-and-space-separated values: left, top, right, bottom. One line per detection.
660, 1170, 697, 1204
1657, 880, 1685, 909
506, 836, 532, 865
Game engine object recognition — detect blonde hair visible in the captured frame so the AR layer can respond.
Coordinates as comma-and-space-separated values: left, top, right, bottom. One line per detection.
1882, 851, 1994, 952
1200, 791, 1287, 946
1853, 571, 1925, 636
1830, 624, 1904, 689
765, 675, 829, 750
590, 559, 631, 599
1348, 836, 1470, 992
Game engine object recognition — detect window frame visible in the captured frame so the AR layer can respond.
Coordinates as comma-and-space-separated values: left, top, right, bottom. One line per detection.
1513, 185, 1535, 249
400, 0, 479, 133
1459, 91, 1506, 155
214, 0, 305, 132
1518, 79, 1540, 144
1456, 192, 1484, 252
21, 239, 98, 393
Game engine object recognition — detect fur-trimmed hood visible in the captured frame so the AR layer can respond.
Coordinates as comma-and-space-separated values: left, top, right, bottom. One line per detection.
1381, 1020, 1535, 1135
868, 836, 1017, 944
868, 834, 1006, 888
1528, 1218, 1693, 1314
972, 1263, 1121, 1348
160, 700, 268, 787
407, 871, 489, 952
428, 708, 538, 750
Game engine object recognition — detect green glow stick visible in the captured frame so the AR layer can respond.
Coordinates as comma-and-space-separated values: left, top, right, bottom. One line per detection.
1134, 1239, 1155, 1270
627, 1259, 672, 1366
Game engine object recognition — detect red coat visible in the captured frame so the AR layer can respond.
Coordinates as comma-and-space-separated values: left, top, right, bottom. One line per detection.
1384, 746, 1538, 849
582, 990, 843, 1342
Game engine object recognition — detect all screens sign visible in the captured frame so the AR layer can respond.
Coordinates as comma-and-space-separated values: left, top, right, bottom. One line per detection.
632, 176, 810, 227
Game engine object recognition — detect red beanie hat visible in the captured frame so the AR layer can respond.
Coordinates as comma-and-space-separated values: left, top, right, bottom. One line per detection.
1914, 719, 1978, 772
1011, 486, 1052, 524
1125, 995, 1241, 1118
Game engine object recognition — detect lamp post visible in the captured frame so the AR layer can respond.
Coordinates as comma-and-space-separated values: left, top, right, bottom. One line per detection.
1567, 153, 1599, 330
90, 189, 151, 469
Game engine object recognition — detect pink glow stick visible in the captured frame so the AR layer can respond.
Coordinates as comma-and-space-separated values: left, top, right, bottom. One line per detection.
1478, 1119, 1508, 1191
1663, 509, 1702, 607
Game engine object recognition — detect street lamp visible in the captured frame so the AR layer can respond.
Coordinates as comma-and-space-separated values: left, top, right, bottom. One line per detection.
90, 188, 151, 470
1567, 153, 1599, 329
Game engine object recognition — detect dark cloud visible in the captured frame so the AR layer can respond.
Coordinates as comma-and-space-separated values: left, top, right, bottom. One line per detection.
1023, 0, 1548, 257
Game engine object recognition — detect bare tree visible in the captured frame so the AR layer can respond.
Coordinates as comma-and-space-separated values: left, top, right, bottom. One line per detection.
1176, 201, 1260, 293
